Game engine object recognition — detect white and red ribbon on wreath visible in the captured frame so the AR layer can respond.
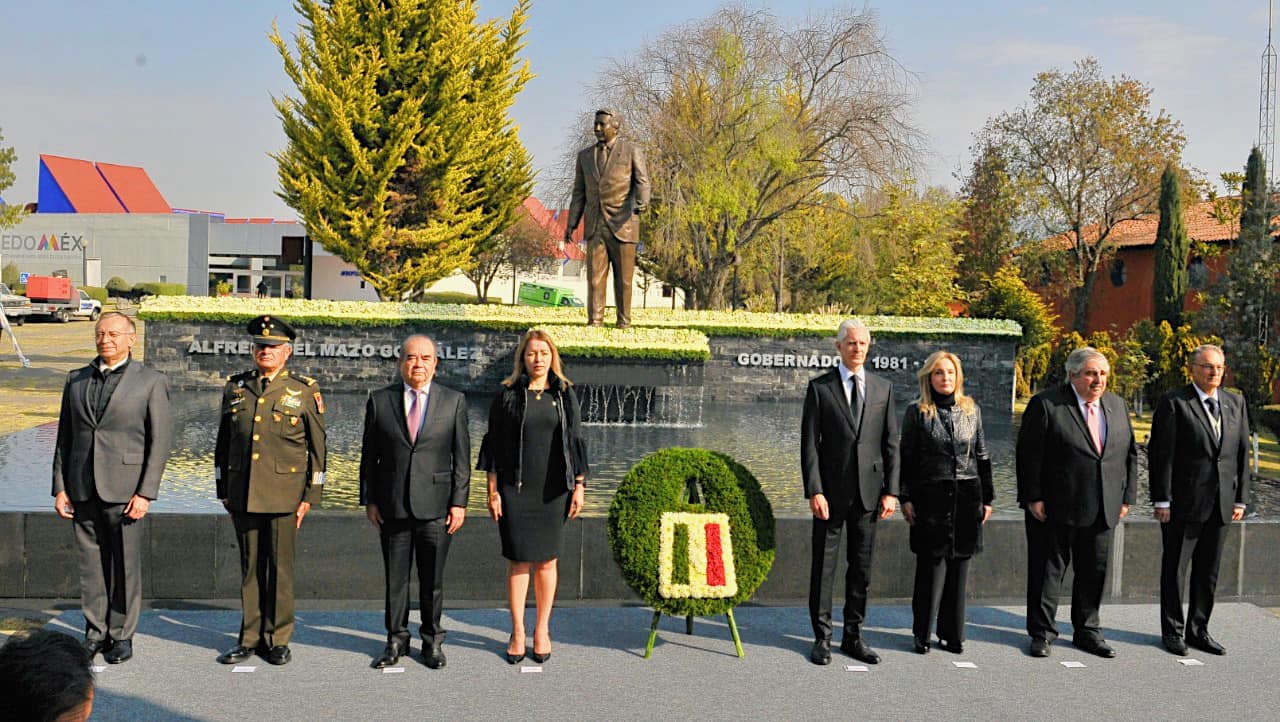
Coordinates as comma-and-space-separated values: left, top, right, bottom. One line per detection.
658, 512, 738, 599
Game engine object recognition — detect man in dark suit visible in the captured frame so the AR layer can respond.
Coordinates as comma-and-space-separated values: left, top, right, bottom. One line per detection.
1148, 344, 1250, 656
52, 311, 172, 665
801, 319, 900, 665
214, 315, 326, 666
1017, 347, 1137, 659
360, 334, 471, 669
564, 108, 651, 328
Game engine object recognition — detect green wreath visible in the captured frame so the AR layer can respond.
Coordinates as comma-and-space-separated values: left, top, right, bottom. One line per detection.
608, 447, 776, 616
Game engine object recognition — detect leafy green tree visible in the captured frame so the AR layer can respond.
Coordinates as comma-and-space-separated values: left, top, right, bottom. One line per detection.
0, 127, 22, 228
970, 266, 1059, 395
1196, 147, 1280, 414
1152, 162, 1190, 326
462, 210, 554, 302
271, 0, 533, 301
835, 180, 964, 316
2, 261, 18, 287
1128, 319, 1210, 409
982, 58, 1185, 332
956, 142, 1021, 293
593, 5, 918, 309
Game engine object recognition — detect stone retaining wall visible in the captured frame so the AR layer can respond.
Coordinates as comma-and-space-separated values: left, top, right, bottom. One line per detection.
3, 513, 1277, 604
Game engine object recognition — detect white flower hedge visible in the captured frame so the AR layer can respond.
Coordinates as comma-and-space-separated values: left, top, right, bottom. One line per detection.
140, 298, 1019, 362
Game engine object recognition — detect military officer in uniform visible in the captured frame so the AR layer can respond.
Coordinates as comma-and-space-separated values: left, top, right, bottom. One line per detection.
214, 315, 326, 666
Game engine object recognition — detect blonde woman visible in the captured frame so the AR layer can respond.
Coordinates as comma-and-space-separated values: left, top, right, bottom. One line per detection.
477, 329, 588, 664
899, 351, 993, 655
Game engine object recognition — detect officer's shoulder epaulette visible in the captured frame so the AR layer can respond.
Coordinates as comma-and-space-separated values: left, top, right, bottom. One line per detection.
227, 370, 254, 383
294, 374, 318, 387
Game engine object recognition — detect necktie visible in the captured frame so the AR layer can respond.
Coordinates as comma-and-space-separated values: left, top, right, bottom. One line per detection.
596, 142, 609, 172
259, 375, 270, 396
1086, 402, 1103, 454
407, 391, 424, 443
1205, 397, 1221, 440
849, 375, 862, 431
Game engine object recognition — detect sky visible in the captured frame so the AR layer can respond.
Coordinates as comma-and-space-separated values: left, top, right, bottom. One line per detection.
0, 0, 1273, 219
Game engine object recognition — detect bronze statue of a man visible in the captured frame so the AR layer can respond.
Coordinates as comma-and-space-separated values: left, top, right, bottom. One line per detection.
564, 109, 651, 328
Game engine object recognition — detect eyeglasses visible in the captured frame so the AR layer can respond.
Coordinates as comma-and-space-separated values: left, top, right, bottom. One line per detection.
1193, 364, 1225, 372
94, 331, 134, 340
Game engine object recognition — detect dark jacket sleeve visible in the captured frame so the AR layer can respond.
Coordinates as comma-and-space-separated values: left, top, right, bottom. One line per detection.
1147, 392, 1177, 505
51, 372, 74, 497
897, 403, 920, 504
800, 380, 823, 498
477, 390, 505, 472
450, 392, 472, 506
1122, 406, 1138, 506
136, 371, 172, 500
358, 391, 377, 506
974, 405, 994, 505
881, 382, 901, 497
1237, 398, 1252, 506
565, 387, 589, 482
1016, 392, 1048, 506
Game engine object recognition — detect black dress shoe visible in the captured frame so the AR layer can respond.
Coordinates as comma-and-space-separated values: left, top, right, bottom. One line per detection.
1029, 638, 1051, 657
913, 637, 930, 654
809, 639, 831, 665
82, 638, 108, 659
422, 645, 447, 669
840, 639, 880, 665
1072, 638, 1116, 658
372, 643, 403, 669
938, 639, 963, 654
104, 639, 133, 664
217, 645, 256, 665
265, 645, 292, 665
1162, 636, 1188, 656
1187, 633, 1226, 656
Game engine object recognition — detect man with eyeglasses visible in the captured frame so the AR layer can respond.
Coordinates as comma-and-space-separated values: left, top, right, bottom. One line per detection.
1148, 344, 1251, 656
215, 315, 326, 666
52, 311, 172, 664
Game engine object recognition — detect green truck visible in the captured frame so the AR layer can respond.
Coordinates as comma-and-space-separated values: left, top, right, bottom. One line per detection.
517, 282, 583, 308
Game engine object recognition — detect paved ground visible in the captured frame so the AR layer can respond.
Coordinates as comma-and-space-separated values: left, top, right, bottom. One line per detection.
4, 602, 1279, 721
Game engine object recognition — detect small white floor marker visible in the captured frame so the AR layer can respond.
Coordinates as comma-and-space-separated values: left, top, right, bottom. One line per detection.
1060, 661, 1087, 668
953, 661, 977, 668
520, 666, 543, 674
232, 666, 256, 673
382, 667, 405, 674
843, 664, 869, 672
90, 665, 106, 673
1177, 658, 1204, 666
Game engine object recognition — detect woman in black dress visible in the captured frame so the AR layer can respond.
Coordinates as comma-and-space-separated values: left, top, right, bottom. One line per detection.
478, 329, 587, 664
899, 350, 993, 655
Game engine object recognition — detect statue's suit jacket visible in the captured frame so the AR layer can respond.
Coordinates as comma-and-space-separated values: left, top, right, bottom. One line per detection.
1148, 384, 1251, 525
566, 138, 651, 243
358, 382, 471, 520
52, 359, 172, 503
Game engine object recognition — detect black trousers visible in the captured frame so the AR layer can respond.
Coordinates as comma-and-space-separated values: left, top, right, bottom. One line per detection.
231, 512, 298, 649
911, 554, 971, 643
1160, 510, 1227, 640
1024, 511, 1112, 643
809, 505, 877, 642
73, 497, 143, 643
380, 516, 451, 648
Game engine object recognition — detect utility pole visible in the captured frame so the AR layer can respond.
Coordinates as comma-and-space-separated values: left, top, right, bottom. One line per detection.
1260, 0, 1277, 187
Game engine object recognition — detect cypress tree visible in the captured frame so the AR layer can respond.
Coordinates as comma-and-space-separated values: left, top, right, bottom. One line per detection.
271, 0, 533, 300
1152, 162, 1188, 325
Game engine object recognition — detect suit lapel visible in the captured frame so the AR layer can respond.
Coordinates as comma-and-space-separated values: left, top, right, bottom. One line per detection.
827, 372, 858, 435
73, 367, 96, 427
417, 387, 441, 445
1184, 386, 1219, 453
98, 362, 139, 425
1063, 387, 1097, 456
588, 146, 602, 181
389, 386, 412, 445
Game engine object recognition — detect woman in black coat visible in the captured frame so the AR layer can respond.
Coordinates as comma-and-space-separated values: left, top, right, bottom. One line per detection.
899, 350, 993, 654
478, 329, 588, 665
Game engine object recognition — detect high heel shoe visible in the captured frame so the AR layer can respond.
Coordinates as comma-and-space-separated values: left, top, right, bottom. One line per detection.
530, 650, 551, 663
505, 635, 525, 665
